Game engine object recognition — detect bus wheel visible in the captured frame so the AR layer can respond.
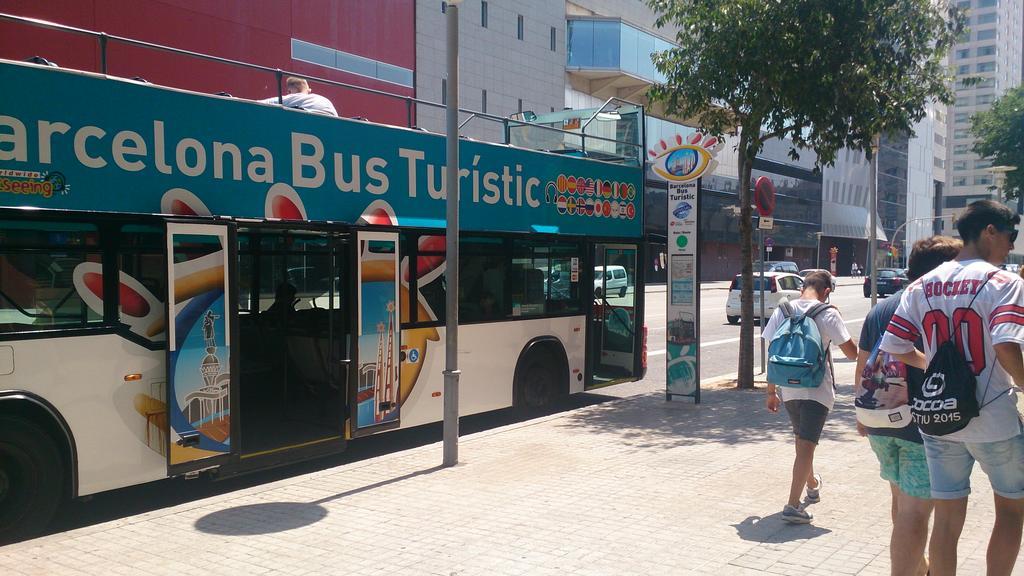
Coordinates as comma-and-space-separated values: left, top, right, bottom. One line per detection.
515, 348, 567, 408
0, 416, 64, 543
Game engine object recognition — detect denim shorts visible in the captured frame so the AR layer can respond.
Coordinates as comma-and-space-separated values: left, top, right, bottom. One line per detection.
869, 435, 931, 500
921, 433, 1024, 500
784, 400, 829, 444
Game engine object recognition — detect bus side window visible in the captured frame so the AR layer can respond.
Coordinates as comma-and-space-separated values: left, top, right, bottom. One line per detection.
459, 236, 506, 323
117, 225, 167, 342
409, 233, 446, 325
0, 219, 104, 334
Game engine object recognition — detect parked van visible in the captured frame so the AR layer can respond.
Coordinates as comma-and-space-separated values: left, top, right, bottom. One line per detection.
595, 265, 628, 297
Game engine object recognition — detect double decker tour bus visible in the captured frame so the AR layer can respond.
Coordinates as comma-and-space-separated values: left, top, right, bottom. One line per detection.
0, 17, 646, 541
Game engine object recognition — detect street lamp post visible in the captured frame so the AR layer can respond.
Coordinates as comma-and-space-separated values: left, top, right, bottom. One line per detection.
890, 214, 957, 269
815, 232, 823, 269
443, 0, 462, 468
988, 165, 1019, 212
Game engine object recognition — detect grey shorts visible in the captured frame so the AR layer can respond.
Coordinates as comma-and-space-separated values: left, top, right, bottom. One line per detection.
784, 400, 829, 444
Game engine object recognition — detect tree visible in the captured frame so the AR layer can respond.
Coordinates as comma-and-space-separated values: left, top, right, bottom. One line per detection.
647, 0, 965, 389
972, 86, 1024, 201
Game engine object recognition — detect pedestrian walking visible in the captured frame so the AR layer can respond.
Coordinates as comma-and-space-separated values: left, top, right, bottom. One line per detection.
880, 200, 1024, 576
762, 270, 858, 524
855, 235, 961, 576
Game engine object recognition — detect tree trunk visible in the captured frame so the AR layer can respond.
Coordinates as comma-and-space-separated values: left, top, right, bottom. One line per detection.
736, 131, 756, 389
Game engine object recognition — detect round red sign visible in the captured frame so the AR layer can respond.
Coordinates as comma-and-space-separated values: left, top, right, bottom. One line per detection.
754, 176, 776, 217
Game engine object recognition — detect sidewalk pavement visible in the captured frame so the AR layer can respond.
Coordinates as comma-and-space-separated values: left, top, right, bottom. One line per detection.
3, 362, 1021, 575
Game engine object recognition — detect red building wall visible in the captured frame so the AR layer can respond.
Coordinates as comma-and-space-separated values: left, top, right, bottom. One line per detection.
0, 1, 416, 126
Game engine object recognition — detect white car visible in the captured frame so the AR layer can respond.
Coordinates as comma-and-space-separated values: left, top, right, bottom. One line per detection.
725, 272, 803, 324
594, 265, 628, 297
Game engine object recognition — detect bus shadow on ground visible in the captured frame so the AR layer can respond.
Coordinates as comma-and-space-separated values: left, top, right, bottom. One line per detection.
194, 465, 445, 535
556, 385, 860, 450
43, 393, 616, 540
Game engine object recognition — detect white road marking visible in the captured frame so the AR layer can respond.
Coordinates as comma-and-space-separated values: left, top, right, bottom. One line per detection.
647, 316, 865, 355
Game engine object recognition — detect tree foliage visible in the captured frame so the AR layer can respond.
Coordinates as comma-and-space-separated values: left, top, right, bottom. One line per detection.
646, 0, 965, 389
971, 86, 1024, 200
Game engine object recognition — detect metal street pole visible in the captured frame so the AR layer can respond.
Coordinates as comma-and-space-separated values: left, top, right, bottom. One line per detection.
869, 136, 879, 308
891, 215, 955, 269
759, 228, 765, 374
443, 0, 461, 467
815, 232, 822, 269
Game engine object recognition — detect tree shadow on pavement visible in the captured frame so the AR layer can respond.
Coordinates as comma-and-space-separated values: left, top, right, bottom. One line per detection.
732, 513, 832, 543
556, 385, 861, 450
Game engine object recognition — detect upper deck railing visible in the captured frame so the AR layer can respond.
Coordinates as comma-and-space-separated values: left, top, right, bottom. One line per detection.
0, 12, 644, 166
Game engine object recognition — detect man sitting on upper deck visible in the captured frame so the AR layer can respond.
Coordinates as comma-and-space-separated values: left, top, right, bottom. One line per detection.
260, 76, 338, 116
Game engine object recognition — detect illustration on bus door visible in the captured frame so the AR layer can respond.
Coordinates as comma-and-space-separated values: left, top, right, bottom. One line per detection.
354, 231, 401, 433
165, 223, 234, 469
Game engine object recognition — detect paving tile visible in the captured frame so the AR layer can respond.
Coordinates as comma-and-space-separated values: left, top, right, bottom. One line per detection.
1, 361, 1021, 574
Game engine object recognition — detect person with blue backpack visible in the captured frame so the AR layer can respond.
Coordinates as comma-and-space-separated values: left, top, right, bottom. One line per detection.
762, 270, 858, 524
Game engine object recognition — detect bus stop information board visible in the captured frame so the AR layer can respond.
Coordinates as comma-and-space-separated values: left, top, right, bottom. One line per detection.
650, 134, 720, 402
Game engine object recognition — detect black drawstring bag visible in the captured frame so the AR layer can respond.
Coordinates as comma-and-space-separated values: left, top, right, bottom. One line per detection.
911, 272, 992, 436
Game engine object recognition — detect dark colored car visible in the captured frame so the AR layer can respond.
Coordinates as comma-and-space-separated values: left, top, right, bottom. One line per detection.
864, 268, 907, 298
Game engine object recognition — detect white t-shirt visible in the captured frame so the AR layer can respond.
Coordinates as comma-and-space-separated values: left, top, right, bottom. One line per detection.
259, 93, 338, 116
761, 298, 852, 410
880, 259, 1024, 443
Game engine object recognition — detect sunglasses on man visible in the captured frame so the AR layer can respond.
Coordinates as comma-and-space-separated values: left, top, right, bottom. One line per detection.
995, 225, 1019, 244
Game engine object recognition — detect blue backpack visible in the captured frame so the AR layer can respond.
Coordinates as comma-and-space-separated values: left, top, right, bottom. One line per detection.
767, 301, 833, 388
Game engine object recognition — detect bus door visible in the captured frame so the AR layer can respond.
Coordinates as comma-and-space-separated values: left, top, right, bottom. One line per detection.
164, 222, 236, 475
589, 243, 640, 387
350, 231, 401, 437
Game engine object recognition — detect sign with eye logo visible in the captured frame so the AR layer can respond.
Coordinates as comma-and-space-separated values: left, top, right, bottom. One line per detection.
650, 132, 721, 403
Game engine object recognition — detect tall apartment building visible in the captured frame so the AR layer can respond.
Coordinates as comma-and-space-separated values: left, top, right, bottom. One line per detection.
820, 102, 945, 275
415, 1, 567, 142
940, 0, 1023, 244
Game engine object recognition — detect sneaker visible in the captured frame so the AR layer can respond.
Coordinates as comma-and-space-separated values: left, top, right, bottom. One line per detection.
782, 504, 812, 524
805, 473, 822, 503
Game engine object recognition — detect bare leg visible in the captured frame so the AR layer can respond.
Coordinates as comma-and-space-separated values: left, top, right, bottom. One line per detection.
987, 493, 1024, 576
889, 482, 900, 523
788, 438, 816, 508
891, 487, 932, 576
929, 498, 968, 576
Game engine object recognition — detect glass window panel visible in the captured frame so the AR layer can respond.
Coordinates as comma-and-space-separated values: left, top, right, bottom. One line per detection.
977, 28, 997, 40
637, 29, 656, 80
291, 39, 334, 67
375, 62, 414, 87
336, 50, 377, 78
652, 37, 672, 82
118, 226, 166, 336
0, 220, 104, 332
567, 20, 595, 68
619, 23, 639, 76
591, 20, 621, 68
407, 233, 446, 325
460, 236, 506, 322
